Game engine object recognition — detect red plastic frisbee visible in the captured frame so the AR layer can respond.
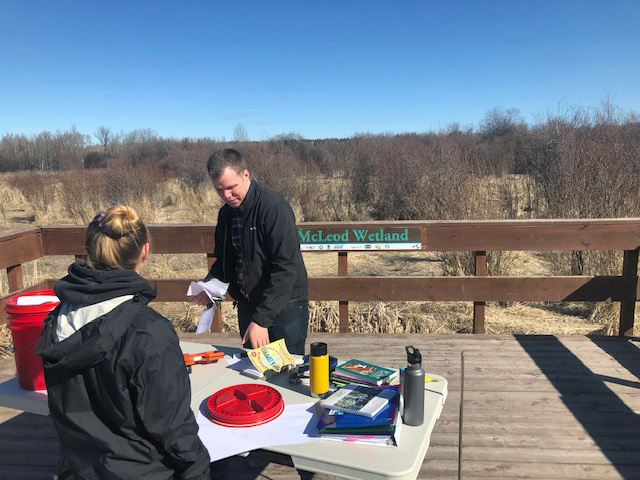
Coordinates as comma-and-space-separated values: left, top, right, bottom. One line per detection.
206, 383, 284, 427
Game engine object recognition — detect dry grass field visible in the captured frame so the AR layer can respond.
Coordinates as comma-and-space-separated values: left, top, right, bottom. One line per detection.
0, 173, 634, 357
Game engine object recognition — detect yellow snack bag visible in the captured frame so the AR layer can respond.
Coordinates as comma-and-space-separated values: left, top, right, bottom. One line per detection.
247, 339, 295, 375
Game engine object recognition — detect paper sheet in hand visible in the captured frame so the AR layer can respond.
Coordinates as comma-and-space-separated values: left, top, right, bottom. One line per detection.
187, 278, 228, 334
195, 307, 215, 334
196, 402, 320, 462
187, 278, 229, 301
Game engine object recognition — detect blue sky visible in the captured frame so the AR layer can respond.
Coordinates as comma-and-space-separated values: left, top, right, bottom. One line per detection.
1, 1, 639, 140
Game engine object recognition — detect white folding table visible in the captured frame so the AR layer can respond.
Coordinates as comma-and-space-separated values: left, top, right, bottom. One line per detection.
189, 341, 448, 480
0, 341, 447, 480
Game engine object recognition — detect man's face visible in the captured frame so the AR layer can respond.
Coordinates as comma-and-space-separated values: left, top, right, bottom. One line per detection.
211, 166, 251, 208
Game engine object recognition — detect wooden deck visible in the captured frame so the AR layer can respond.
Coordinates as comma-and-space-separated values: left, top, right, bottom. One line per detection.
1, 333, 639, 479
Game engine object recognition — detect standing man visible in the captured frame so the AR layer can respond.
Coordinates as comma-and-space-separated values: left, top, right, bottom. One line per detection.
195, 148, 309, 355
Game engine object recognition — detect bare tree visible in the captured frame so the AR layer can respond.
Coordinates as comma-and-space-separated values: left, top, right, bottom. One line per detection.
56, 126, 91, 169
233, 123, 249, 142
94, 126, 113, 154
0, 133, 32, 170
33, 131, 58, 171
480, 107, 524, 139
120, 128, 167, 165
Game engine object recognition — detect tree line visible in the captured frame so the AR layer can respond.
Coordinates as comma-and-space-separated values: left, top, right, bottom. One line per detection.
2, 100, 639, 227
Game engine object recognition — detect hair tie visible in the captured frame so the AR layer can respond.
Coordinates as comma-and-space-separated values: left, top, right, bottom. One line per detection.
92, 212, 125, 239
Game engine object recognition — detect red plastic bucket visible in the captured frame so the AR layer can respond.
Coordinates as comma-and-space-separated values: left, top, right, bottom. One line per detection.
5, 290, 60, 390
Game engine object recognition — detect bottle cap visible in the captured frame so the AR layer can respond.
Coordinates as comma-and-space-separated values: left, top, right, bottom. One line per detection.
310, 342, 327, 356
405, 345, 422, 365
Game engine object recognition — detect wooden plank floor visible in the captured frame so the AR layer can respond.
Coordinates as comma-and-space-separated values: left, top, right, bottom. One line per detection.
1, 333, 639, 479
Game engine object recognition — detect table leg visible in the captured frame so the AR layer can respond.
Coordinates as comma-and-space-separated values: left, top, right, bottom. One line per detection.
52, 449, 73, 480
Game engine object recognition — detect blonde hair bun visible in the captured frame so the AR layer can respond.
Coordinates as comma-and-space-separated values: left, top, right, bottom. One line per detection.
86, 205, 149, 270
105, 206, 141, 236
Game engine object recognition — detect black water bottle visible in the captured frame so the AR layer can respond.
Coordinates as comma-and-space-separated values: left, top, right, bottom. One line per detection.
402, 345, 425, 426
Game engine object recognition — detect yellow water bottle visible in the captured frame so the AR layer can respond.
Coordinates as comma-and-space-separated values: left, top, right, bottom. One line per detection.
309, 342, 329, 398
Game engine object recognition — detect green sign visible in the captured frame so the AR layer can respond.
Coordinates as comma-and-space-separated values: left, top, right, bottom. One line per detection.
298, 227, 421, 251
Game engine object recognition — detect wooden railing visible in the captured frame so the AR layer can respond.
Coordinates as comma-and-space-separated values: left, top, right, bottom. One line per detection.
1, 220, 639, 335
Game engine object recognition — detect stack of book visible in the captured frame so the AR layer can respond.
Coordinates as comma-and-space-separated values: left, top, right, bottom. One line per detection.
330, 359, 399, 387
316, 384, 402, 446
315, 358, 403, 446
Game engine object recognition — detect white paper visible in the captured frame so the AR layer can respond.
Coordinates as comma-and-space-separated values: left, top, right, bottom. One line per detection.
224, 354, 246, 368
224, 354, 264, 378
241, 368, 265, 379
187, 278, 229, 302
195, 307, 215, 334
16, 295, 59, 306
196, 402, 321, 462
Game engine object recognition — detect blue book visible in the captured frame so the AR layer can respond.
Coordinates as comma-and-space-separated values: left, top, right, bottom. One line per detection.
316, 386, 400, 433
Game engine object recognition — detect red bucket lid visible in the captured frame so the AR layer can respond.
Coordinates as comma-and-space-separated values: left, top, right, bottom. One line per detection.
206, 383, 284, 428
5, 290, 60, 315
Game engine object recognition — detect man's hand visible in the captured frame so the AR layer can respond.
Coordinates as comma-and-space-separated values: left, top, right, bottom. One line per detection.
192, 291, 210, 306
241, 322, 270, 350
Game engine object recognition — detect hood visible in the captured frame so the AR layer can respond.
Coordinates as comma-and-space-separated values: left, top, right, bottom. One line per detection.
54, 262, 155, 306
36, 262, 156, 372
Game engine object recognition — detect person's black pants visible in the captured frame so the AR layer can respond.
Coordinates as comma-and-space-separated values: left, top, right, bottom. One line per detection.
237, 297, 309, 355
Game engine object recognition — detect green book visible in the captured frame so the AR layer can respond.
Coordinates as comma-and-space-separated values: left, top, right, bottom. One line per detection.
335, 359, 397, 385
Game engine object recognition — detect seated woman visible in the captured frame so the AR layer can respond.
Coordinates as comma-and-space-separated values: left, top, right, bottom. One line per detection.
36, 206, 210, 480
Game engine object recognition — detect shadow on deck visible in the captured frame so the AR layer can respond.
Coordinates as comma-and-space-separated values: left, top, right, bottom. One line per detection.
1, 333, 639, 479
512, 335, 640, 479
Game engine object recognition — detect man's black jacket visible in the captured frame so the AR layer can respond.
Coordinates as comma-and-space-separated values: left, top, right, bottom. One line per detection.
205, 180, 308, 327
35, 263, 210, 480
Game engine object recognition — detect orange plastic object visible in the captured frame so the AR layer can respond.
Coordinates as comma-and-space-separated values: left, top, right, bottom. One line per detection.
183, 350, 225, 367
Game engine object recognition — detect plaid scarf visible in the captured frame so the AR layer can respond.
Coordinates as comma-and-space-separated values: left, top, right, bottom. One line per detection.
231, 209, 249, 300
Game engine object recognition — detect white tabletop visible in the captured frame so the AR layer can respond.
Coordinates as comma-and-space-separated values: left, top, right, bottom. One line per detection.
0, 377, 49, 415
190, 341, 448, 480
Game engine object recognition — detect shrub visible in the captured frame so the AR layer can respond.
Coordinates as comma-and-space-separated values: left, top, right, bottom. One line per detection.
100, 165, 168, 222
7, 171, 57, 221
83, 151, 109, 169
57, 170, 105, 223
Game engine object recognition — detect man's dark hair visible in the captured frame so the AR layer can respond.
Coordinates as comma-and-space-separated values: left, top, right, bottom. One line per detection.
206, 148, 247, 179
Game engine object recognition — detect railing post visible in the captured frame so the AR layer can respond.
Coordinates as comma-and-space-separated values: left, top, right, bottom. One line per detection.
473, 251, 486, 334
7, 264, 24, 292
338, 251, 349, 333
207, 253, 222, 333
619, 248, 639, 336
2, 265, 24, 325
